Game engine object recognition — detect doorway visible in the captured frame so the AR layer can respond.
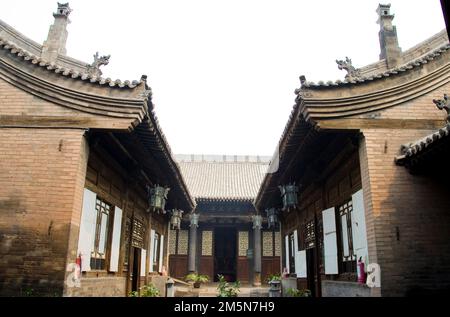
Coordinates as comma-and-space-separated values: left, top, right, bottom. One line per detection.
214, 227, 237, 282
131, 247, 141, 292
306, 248, 316, 297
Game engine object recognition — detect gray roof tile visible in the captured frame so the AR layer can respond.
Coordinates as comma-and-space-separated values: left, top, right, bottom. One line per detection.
175, 155, 270, 201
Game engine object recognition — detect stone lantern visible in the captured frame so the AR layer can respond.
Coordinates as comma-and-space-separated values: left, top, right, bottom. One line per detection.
266, 208, 279, 229
147, 184, 170, 213
278, 183, 299, 212
170, 209, 183, 230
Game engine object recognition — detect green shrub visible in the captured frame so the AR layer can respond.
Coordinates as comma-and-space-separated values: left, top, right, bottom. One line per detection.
217, 274, 240, 297
128, 283, 160, 297
140, 283, 160, 297
266, 273, 281, 284
185, 273, 209, 284
286, 288, 311, 297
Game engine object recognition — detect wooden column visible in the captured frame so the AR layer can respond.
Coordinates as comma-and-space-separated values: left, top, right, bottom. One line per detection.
252, 215, 262, 286
188, 213, 199, 272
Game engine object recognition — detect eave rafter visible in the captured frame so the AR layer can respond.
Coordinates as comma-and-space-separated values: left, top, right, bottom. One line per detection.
302, 62, 450, 121
0, 46, 147, 130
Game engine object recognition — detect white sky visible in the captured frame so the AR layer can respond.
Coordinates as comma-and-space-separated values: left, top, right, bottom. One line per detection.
0, 0, 446, 156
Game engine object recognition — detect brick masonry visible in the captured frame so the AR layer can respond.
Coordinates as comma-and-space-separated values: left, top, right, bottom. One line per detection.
66, 277, 126, 297
356, 80, 450, 296
0, 127, 87, 296
359, 128, 450, 296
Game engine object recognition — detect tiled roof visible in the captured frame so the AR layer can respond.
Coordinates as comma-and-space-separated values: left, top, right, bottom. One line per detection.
298, 43, 450, 89
0, 21, 195, 211
0, 37, 143, 89
395, 124, 450, 164
175, 155, 270, 201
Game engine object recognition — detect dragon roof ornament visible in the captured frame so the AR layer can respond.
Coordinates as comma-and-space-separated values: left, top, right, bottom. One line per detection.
336, 56, 361, 81
86, 52, 110, 77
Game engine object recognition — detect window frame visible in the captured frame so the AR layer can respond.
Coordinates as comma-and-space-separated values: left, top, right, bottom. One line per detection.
288, 232, 296, 274
152, 231, 160, 272
90, 196, 114, 271
336, 199, 356, 274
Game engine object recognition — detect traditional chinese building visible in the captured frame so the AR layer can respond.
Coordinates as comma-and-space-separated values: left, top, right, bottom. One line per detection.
0, 3, 194, 296
169, 155, 281, 285
255, 4, 450, 297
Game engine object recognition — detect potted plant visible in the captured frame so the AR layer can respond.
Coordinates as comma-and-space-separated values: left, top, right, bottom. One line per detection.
185, 273, 209, 288
217, 274, 240, 297
266, 273, 281, 284
267, 274, 282, 297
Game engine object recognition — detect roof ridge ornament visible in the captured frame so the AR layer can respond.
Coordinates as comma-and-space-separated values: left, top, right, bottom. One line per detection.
433, 94, 450, 124
336, 57, 361, 81
294, 75, 308, 95
86, 52, 110, 77
54, 2, 72, 18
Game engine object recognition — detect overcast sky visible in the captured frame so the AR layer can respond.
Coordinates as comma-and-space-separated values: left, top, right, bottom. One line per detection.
0, 0, 446, 156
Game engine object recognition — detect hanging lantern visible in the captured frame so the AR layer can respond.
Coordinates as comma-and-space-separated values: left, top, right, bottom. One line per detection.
170, 209, 183, 230
147, 184, 170, 213
266, 208, 279, 229
278, 183, 299, 212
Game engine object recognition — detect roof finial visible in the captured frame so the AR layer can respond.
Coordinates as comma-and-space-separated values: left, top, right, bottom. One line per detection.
433, 94, 450, 124
41, 2, 72, 62
54, 3, 72, 18
336, 57, 361, 81
86, 52, 110, 77
299, 75, 307, 85
377, 3, 402, 68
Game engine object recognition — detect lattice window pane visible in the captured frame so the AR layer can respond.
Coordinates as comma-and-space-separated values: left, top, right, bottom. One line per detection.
177, 230, 188, 255
201, 231, 213, 256
304, 219, 316, 249
123, 216, 131, 269
274, 231, 281, 256
131, 218, 145, 249
169, 229, 177, 255
238, 231, 249, 256
263, 231, 273, 256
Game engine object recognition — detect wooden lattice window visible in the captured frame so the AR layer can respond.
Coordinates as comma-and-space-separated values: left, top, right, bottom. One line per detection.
262, 231, 274, 257
304, 219, 316, 249
169, 229, 177, 255
91, 197, 111, 270
201, 231, 213, 256
238, 231, 249, 257
338, 199, 356, 273
317, 216, 324, 273
123, 216, 132, 271
131, 218, 145, 249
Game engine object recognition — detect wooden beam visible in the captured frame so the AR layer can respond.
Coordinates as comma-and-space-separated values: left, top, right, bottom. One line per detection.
107, 132, 154, 186
316, 118, 445, 130
0, 115, 131, 130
